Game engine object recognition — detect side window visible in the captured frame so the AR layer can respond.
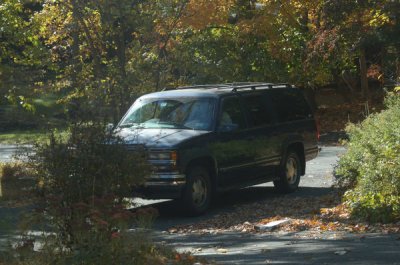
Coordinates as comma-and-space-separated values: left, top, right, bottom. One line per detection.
242, 94, 273, 127
218, 96, 246, 131
268, 89, 311, 122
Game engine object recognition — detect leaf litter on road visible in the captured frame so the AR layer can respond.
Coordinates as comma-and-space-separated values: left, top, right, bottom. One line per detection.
166, 191, 400, 237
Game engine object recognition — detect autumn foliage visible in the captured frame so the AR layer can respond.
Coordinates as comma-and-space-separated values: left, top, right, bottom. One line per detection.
2, 0, 399, 122
336, 93, 400, 222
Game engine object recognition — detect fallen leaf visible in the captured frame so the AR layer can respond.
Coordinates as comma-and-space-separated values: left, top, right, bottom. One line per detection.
168, 228, 177, 233
334, 250, 348, 255
216, 248, 228, 253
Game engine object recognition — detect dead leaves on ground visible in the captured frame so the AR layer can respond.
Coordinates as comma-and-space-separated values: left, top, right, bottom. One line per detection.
167, 192, 400, 236
316, 97, 384, 133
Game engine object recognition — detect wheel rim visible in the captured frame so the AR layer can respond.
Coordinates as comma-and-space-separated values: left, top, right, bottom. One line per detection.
192, 177, 207, 207
286, 156, 298, 184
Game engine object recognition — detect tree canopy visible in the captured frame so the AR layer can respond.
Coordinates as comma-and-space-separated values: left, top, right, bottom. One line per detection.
1, 0, 399, 121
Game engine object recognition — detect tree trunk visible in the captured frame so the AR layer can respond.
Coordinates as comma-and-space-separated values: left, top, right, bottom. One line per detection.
116, 25, 128, 117
396, 48, 400, 85
359, 48, 369, 99
71, 0, 80, 87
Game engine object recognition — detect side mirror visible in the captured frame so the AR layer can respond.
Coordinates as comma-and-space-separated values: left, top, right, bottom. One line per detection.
105, 123, 115, 133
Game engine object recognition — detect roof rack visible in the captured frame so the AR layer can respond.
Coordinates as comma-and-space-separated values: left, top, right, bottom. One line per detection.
162, 84, 231, 91
162, 82, 293, 92
229, 83, 292, 92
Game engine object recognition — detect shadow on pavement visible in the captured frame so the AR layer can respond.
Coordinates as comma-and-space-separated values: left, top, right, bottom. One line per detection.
151, 185, 336, 231
155, 185, 334, 216
154, 231, 400, 265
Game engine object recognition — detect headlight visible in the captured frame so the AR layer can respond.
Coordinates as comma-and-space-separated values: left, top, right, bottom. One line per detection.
148, 150, 177, 161
148, 150, 178, 172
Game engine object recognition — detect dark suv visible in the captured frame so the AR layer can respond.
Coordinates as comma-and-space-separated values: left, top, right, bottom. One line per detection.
115, 83, 319, 215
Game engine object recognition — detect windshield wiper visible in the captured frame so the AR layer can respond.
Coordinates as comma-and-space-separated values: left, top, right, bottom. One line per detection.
117, 123, 145, 129
158, 121, 191, 129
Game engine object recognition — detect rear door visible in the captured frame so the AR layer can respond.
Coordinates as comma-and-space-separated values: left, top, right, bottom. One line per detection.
267, 88, 318, 162
240, 92, 281, 180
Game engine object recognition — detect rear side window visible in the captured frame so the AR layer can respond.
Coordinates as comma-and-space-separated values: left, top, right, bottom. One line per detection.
241, 94, 273, 127
268, 89, 312, 122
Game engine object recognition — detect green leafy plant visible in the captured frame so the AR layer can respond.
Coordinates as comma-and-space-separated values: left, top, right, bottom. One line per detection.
0, 162, 36, 202
0, 123, 169, 265
336, 93, 400, 222
30, 123, 151, 246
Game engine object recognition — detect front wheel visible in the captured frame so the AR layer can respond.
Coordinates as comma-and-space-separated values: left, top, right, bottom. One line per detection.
274, 151, 301, 193
181, 166, 212, 216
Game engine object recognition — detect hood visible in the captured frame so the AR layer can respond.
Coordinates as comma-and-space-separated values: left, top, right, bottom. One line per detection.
114, 128, 210, 148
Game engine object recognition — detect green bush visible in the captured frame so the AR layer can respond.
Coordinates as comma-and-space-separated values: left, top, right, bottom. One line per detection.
336, 93, 400, 222
10, 123, 156, 263
0, 161, 36, 202
0, 124, 208, 265
32, 123, 152, 244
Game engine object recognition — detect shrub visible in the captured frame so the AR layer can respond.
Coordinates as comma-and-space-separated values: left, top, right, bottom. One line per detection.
335, 92, 400, 222
1, 162, 32, 182
0, 124, 210, 265
0, 162, 36, 202
27, 123, 152, 254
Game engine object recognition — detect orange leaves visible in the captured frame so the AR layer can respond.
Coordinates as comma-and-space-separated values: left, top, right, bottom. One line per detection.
172, 252, 198, 264
167, 191, 400, 236
154, 0, 234, 37
316, 95, 385, 134
178, 0, 234, 30
259, 215, 285, 225
320, 204, 351, 219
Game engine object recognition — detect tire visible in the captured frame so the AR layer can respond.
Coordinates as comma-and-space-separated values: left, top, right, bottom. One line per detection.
274, 150, 301, 193
181, 166, 212, 216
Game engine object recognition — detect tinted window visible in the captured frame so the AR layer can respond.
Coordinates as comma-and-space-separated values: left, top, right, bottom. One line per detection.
242, 94, 272, 127
219, 96, 246, 130
268, 89, 311, 122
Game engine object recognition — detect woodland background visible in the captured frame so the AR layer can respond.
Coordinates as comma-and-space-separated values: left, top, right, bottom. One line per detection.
1, 0, 399, 131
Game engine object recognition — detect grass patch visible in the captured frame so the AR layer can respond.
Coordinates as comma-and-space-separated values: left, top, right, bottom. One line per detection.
0, 129, 69, 144
0, 92, 67, 138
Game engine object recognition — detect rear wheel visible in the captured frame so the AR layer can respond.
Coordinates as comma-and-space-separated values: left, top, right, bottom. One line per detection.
181, 166, 211, 216
274, 151, 301, 193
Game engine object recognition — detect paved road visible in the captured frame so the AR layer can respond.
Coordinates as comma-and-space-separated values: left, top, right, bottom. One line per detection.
0, 144, 19, 162
0, 144, 32, 162
148, 146, 400, 265
153, 231, 400, 265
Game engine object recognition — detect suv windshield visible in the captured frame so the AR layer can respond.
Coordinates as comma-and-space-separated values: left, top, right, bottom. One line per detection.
119, 97, 216, 130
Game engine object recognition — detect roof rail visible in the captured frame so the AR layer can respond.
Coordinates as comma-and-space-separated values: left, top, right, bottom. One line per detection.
230, 83, 292, 92
270, 83, 292, 88
179, 84, 231, 90
162, 82, 293, 91
162, 84, 231, 91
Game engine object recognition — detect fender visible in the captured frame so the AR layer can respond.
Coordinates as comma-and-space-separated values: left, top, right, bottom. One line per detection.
279, 134, 306, 175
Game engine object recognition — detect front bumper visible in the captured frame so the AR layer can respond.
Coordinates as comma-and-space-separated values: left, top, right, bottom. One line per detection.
136, 173, 186, 199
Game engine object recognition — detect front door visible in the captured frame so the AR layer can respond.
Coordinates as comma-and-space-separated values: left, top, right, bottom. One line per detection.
211, 96, 255, 187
